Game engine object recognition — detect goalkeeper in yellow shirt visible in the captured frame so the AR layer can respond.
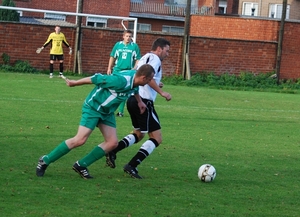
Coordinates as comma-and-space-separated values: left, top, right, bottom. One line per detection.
36, 25, 72, 78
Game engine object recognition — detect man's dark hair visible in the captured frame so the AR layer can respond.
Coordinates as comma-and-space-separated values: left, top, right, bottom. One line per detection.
151, 38, 170, 51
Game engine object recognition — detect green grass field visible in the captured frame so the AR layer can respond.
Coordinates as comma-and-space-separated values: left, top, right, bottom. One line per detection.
1, 72, 300, 217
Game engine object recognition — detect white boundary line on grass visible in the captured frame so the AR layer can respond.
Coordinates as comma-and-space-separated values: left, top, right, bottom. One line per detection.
0, 97, 82, 103
1, 97, 300, 114
155, 104, 300, 113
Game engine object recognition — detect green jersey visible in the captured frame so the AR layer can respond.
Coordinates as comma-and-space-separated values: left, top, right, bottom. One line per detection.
84, 70, 138, 115
110, 41, 141, 72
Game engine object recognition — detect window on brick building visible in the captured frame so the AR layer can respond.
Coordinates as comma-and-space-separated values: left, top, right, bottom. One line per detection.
131, 0, 143, 2
162, 25, 184, 34
165, 0, 176, 5
17, 11, 23, 17
129, 22, 151, 31
86, 17, 107, 28
269, 4, 290, 19
165, 0, 189, 6
218, 0, 227, 14
242, 2, 258, 16
44, 13, 66, 21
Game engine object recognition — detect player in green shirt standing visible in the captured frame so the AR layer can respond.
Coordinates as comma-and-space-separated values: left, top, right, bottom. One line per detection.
36, 64, 154, 179
107, 30, 141, 117
36, 25, 72, 78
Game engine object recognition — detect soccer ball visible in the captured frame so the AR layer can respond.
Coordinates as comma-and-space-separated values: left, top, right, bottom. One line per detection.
198, 164, 216, 182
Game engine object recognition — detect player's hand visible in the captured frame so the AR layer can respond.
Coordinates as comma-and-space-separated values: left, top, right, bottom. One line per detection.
161, 92, 172, 101
137, 101, 147, 114
107, 69, 112, 75
36, 47, 43, 54
69, 48, 72, 55
65, 79, 76, 87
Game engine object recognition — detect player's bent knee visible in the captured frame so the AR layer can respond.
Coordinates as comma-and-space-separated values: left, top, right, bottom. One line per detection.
110, 137, 119, 146
111, 142, 118, 149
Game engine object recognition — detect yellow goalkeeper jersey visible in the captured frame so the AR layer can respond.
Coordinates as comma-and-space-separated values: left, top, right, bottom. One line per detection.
43, 32, 70, 55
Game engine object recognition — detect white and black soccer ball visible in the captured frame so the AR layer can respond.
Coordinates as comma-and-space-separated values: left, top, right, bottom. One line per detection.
198, 164, 216, 182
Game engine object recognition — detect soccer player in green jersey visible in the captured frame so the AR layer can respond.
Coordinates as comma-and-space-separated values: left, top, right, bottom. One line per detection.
36, 25, 72, 78
107, 30, 141, 117
36, 64, 154, 179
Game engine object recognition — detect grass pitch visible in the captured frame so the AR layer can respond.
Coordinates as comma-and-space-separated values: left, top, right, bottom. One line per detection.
1, 72, 300, 216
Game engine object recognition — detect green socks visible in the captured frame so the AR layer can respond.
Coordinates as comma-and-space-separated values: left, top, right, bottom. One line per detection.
43, 141, 70, 165
78, 146, 105, 167
118, 100, 126, 113
42, 142, 105, 168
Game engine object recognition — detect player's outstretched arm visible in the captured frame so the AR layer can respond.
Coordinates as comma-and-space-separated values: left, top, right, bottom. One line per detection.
65, 77, 93, 87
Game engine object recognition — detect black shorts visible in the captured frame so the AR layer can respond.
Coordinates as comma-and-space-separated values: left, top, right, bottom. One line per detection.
50, 54, 64, 61
126, 95, 161, 133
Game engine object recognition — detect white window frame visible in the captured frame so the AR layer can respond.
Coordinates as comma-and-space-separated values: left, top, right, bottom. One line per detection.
269, 4, 290, 19
242, 2, 259, 16
86, 17, 107, 28
165, 0, 175, 5
165, 0, 195, 6
129, 22, 151, 31
219, 0, 227, 14
162, 25, 184, 34
17, 11, 23, 17
44, 13, 66, 21
138, 23, 151, 31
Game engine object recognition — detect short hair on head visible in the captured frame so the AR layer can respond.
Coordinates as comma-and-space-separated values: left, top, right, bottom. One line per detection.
151, 38, 170, 51
123, 29, 133, 35
136, 64, 155, 77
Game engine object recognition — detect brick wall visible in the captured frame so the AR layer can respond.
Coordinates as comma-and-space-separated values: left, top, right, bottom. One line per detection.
279, 22, 300, 79
0, 22, 183, 76
190, 15, 279, 41
15, 0, 130, 29
189, 15, 300, 79
15, 0, 129, 17
1, 16, 300, 79
188, 37, 277, 75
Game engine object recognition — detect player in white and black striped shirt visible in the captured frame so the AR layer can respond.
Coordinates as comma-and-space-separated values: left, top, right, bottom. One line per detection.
106, 38, 172, 179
